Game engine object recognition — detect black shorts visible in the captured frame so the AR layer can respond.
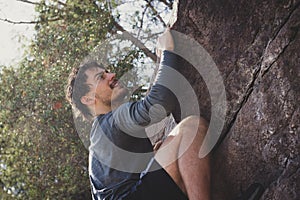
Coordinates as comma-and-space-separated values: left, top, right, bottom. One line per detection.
124, 159, 188, 200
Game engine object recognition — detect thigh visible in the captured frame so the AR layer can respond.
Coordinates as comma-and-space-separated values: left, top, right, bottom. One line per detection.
154, 125, 187, 194
155, 115, 207, 167
124, 159, 188, 200
154, 124, 182, 168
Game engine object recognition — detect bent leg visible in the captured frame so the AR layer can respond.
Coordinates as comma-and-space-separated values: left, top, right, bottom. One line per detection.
154, 116, 210, 200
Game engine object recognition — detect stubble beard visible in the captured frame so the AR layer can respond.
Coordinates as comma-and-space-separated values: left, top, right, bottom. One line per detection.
111, 87, 129, 108
96, 87, 129, 110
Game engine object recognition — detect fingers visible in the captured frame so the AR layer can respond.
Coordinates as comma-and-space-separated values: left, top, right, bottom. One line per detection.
153, 140, 163, 153
156, 28, 174, 58
156, 48, 162, 59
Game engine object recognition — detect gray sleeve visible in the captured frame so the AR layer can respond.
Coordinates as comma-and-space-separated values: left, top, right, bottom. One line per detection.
112, 51, 183, 137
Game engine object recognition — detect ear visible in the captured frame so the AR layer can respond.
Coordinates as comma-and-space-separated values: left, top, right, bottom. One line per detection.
80, 96, 95, 106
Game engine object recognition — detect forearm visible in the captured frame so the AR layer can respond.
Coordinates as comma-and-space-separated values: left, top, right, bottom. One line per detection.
147, 50, 183, 122
112, 50, 183, 132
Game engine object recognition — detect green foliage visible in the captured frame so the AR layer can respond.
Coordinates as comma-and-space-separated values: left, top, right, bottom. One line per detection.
0, 0, 114, 198
0, 63, 90, 199
0, 0, 172, 199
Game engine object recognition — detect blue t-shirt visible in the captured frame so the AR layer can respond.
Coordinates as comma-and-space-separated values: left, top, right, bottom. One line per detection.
89, 51, 182, 199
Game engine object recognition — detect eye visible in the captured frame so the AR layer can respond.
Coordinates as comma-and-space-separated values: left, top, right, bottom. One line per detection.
97, 72, 105, 80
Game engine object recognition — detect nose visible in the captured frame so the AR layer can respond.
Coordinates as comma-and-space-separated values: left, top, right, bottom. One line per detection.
107, 72, 116, 81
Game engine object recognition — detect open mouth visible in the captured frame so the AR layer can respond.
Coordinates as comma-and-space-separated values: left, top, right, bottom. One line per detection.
110, 79, 121, 89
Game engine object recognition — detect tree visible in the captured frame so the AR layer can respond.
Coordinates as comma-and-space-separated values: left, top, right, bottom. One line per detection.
170, 0, 300, 199
0, 0, 172, 199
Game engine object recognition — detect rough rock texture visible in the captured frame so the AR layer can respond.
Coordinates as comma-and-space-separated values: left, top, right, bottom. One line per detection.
171, 0, 300, 199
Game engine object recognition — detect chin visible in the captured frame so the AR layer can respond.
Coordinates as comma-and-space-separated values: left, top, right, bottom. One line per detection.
111, 87, 129, 104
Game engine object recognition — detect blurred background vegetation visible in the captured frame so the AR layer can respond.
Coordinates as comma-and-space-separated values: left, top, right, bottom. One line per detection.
0, 0, 173, 199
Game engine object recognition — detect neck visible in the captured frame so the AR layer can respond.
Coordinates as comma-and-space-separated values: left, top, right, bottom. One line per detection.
91, 99, 125, 117
92, 104, 112, 116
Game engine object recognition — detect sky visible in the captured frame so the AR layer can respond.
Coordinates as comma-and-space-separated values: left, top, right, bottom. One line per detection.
0, 0, 37, 66
0, 0, 170, 67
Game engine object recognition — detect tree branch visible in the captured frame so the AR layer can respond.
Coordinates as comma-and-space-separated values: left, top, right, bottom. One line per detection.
159, 0, 173, 9
140, 31, 162, 40
113, 21, 158, 62
144, 0, 167, 27
0, 18, 38, 25
0, 17, 61, 25
57, 1, 67, 7
17, 0, 66, 9
137, 4, 149, 38
17, 0, 40, 6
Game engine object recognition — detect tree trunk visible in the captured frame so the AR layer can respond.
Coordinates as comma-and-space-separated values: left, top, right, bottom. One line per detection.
170, 0, 300, 199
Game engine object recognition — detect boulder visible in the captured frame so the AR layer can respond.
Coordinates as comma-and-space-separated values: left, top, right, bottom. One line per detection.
171, 0, 300, 199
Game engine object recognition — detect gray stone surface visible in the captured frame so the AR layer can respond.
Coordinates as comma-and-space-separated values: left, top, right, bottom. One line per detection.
171, 0, 300, 199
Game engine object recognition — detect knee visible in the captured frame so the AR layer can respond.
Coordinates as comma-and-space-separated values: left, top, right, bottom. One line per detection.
180, 115, 208, 129
175, 116, 209, 153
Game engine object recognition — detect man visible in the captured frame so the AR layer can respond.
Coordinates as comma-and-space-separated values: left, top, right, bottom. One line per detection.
66, 28, 210, 200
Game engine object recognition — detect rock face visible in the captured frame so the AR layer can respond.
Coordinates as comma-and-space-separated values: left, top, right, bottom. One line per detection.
171, 0, 300, 199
